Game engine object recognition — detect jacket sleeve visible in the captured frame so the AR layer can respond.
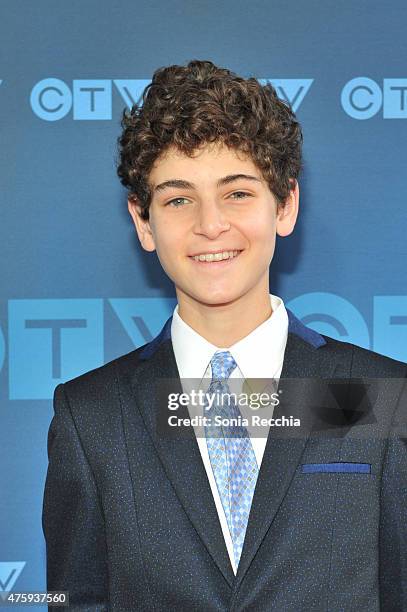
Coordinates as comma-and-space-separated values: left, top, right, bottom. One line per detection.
42, 383, 109, 611
379, 378, 407, 610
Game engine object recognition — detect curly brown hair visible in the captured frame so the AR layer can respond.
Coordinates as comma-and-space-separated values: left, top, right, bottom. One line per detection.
117, 60, 302, 220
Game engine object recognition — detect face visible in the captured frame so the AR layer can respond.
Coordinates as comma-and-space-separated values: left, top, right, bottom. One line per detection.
129, 142, 298, 312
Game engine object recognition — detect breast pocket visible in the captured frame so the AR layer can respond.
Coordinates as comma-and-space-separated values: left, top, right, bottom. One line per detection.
301, 462, 371, 474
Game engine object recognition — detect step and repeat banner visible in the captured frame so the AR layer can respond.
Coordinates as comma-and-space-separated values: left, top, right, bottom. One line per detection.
1, 0, 407, 606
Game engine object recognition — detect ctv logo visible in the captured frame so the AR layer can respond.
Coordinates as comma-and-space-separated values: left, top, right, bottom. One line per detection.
1, 294, 407, 400
341, 77, 407, 119
259, 79, 313, 112
3, 298, 176, 399
30, 78, 150, 121
0, 562, 26, 601
29, 78, 313, 121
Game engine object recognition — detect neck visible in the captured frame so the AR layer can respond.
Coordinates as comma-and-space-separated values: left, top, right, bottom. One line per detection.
177, 288, 273, 347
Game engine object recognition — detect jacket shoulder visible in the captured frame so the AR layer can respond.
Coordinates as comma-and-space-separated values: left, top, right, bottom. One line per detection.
321, 334, 407, 377
61, 344, 148, 402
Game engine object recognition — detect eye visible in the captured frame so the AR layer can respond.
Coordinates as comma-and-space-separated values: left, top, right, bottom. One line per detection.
166, 197, 190, 208
229, 191, 251, 200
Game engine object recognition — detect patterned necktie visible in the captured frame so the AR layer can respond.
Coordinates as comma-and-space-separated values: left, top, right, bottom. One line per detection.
204, 350, 259, 567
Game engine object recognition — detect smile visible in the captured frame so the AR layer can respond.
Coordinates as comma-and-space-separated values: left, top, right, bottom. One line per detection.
190, 250, 241, 262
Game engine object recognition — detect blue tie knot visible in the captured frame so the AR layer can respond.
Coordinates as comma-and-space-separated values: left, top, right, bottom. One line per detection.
210, 350, 237, 381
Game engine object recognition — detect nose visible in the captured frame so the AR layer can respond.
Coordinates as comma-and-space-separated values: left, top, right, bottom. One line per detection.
193, 200, 230, 239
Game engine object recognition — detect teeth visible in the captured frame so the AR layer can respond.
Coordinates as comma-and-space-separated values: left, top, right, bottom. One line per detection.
192, 250, 239, 262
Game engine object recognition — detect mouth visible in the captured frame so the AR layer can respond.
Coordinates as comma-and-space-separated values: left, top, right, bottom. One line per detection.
188, 250, 243, 265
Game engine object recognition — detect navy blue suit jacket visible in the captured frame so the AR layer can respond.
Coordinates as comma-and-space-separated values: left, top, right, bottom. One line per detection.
42, 310, 407, 611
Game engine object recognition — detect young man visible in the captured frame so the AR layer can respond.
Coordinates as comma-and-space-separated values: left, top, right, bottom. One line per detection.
43, 60, 407, 611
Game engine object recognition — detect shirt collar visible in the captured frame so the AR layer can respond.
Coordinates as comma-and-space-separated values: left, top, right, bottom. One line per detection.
171, 294, 288, 381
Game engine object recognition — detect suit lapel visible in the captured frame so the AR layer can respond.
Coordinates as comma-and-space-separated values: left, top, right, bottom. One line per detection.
122, 311, 339, 591
234, 328, 339, 589
124, 331, 235, 587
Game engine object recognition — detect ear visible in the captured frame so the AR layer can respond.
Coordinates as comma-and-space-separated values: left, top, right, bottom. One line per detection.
127, 198, 156, 252
276, 179, 299, 237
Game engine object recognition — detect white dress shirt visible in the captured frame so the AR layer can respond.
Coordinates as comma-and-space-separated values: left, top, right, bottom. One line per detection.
170, 294, 289, 573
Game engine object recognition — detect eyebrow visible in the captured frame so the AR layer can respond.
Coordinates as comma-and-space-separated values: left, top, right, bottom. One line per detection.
153, 173, 262, 193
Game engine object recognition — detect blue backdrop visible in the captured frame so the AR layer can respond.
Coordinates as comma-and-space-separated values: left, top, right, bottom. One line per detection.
1, 0, 407, 605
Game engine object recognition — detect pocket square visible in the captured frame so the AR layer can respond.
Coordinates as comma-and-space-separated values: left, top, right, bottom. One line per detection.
301, 462, 371, 474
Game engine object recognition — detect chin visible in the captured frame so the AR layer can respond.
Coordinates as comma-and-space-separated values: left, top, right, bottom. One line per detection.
194, 290, 242, 307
